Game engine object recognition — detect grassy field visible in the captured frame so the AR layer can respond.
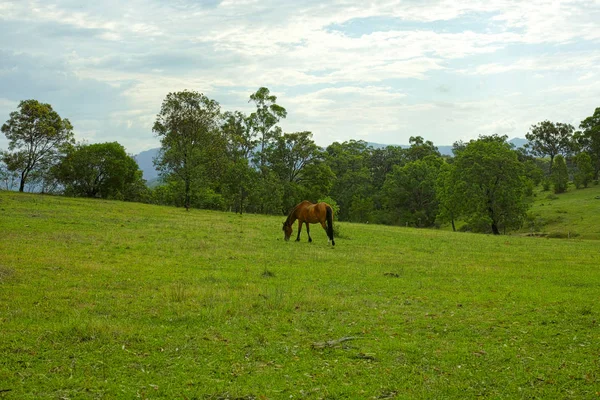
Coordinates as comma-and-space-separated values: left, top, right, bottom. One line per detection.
0, 191, 599, 399
520, 183, 600, 240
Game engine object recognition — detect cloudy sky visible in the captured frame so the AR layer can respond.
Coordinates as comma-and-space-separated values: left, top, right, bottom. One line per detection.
1, 0, 599, 155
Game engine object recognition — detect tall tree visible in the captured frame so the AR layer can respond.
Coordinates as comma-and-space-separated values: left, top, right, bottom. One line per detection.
265, 131, 333, 212
153, 91, 226, 210
574, 107, 600, 179
221, 111, 257, 214
1, 99, 74, 192
383, 155, 443, 227
405, 136, 441, 162
551, 154, 569, 194
451, 136, 529, 234
573, 152, 594, 189
53, 142, 146, 200
248, 87, 287, 169
525, 120, 574, 175
436, 162, 464, 232
325, 140, 372, 221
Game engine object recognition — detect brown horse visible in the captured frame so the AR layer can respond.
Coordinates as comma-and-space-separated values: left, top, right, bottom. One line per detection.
282, 201, 335, 246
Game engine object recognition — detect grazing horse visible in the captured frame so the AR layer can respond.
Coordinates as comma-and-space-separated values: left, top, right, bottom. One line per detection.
282, 201, 335, 246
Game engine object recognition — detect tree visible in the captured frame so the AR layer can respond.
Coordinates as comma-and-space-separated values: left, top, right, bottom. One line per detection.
382, 155, 442, 227
325, 140, 372, 221
53, 142, 147, 200
221, 111, 258, 213
525, 120, 574, 175
1, 99, 74, 192
405, 136, 441, 162
450, 136, 529, 234
551, 154, 569, 194
153, 91, 226, 210
574, 152, 594, 189
248, 87, 287, 169
436, 162, 464, 232
574, 107, 600, 179
265, 131, 333, 212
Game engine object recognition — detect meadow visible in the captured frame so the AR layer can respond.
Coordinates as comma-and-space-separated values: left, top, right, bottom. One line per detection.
521, 183, 600, 240
0, 191, 598, 399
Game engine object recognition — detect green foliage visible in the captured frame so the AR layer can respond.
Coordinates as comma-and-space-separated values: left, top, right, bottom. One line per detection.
574, 107, 600, 179
574, 152, 594, 189
383, 156, 442, 227
448, 135, 530, 234
525, 120, 574, 175
1, 192, 600, 399
436, 162, 463, 231
248, 87, 287, 169
265, 131, 333, 212
318, 195, 340, 215
53, 142, 146, 200
1, 99, 74, 192
153, 90, 226, 210
405, 136, 441, 162
551, 154, 569, 194
325, 140, 372, 221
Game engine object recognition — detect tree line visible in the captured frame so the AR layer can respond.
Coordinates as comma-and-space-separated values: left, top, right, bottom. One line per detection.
2, 90, 599, 235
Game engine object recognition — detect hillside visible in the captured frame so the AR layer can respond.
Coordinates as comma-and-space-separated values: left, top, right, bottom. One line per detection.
519, 183, 600, 240
0, 190, 598, 398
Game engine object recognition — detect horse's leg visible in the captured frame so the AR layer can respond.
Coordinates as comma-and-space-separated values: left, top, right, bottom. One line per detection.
307, 223, 312, 243
320, 221, 329, 244
296, 221, 302, 241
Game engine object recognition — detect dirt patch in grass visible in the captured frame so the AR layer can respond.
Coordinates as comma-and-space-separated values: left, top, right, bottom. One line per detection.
0, 265, 15, 283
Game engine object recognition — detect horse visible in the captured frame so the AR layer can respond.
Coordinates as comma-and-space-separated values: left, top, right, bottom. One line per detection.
282, 201, 335, 246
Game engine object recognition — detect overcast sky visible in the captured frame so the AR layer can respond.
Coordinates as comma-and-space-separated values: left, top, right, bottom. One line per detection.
1, 0, 599, 155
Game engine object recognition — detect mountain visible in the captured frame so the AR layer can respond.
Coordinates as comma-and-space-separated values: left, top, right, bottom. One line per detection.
134, 148, 160, 181
133, 137, 528, 183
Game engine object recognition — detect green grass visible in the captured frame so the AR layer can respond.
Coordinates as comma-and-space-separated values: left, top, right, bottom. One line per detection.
1, 191, 599, 399
521, 182, 600, 239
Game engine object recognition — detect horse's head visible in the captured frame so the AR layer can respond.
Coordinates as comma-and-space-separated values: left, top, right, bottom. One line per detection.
282, 222, 292, 241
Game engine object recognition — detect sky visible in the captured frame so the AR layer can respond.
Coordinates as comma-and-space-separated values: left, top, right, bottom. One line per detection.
1, 0, 599, 155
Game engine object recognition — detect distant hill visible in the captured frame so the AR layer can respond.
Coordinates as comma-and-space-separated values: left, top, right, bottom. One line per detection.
133, 137, 528, 183
134, 148, 160, 181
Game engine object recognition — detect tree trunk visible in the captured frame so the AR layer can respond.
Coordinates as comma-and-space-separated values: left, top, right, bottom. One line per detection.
184, 179, 191, 211
491, 222, 500, 235
19, 170, 27, 192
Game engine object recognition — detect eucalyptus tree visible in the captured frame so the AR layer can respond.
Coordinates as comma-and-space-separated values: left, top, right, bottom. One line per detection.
405, 136, 441, 162
53, 142, 146, 200
153, 90, 226, 210
551, 154, 569, 194
525, 121, 574, 174
382, 155, 443, 227
221, 111, 258, 213
574, 107, 600, 179
248, 87, 287, 169
574, 152, 594, 189
449, 135, 529, 234
325, 140, 372, 221
1, 99, 74, 192
265, 131, 334, 212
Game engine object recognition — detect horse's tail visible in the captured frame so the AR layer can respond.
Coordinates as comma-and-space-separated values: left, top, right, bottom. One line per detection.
326, 205, 335, 246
